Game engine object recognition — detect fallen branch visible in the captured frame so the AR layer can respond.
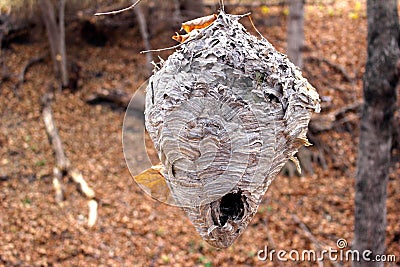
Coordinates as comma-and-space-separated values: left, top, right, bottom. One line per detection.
292, 214, 327, 250
41, 92, 97, 227
42, 93, 70, 170
309, 102, 362, 132
52, 167, 64, 203
264, 222, 284, 267
86, 88, 131, 107
86, 88, 145, 111
14, 54, 46, 93
305, 56, 354, 83
292, 214, 325, 267
0, 168, 9, 181
0, 66, 12, 90
87, 199, 98, 227
292, 214, 341, 267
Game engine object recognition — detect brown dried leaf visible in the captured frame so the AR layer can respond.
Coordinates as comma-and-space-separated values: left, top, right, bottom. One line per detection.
172, 32, 191, 43
134, 164, 173, 203
181, 14, 217, 33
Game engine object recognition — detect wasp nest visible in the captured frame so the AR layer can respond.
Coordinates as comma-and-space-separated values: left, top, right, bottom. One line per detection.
144, 11, 320, 248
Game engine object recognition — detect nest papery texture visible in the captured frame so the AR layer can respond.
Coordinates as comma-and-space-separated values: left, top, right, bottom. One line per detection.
145, 11, 320, 248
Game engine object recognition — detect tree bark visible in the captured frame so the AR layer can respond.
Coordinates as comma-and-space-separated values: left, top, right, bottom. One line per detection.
287, 0, 304, 67
134, 3, 153, 75
39, 0, 69, 87
58, 0, 68, 87
39, 0, 60, 77
353, 1, 399, 266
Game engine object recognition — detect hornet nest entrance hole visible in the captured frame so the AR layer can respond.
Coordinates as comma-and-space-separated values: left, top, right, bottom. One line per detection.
217, 190, 246, 226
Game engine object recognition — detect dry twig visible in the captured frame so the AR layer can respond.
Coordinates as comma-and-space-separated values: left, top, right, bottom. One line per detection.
41, 92, 97, 227
292, 214, 327, 250
292, 214, 342, 267
309, 102, 362, 132
14, 54, 46, 93
0, 66, 12, 90
305, 56, 354, 82
86, 88, 130, 107
86, 88, 146, 112
263, 221, 284, 267
95, 0, 143, 16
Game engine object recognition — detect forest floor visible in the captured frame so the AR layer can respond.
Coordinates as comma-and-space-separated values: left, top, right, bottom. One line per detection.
1, 0, 399, 266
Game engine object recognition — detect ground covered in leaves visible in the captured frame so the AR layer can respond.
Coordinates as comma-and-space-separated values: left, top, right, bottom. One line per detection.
1, 1, 399, 266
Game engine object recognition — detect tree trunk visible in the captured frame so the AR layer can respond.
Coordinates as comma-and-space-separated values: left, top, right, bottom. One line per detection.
353, 1, 399, 266
283, 0, 305, 175
39, 0, 60, 77
39, 0, 69, 88
134, 3, 153, 75
287, 0, 304, 67
58, 0, 68, 87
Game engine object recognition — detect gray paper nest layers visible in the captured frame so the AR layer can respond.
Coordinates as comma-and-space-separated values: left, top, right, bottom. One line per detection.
145, 11, 320, 248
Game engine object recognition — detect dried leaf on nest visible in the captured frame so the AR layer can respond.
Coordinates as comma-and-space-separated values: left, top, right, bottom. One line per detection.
172, 14, 217, 43
134, 164, 174, 204
181, 14, 217, 33
172, 29, 201, 43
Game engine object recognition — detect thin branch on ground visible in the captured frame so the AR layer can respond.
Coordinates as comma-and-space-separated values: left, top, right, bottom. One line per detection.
305, 56, 354, 82
0, 66, 12, 90
41, 92, 97, 227
14, 54, 46, 93
264, 222, 284, 267
86, 88, 131, 107
292, 214, 342, 267
309, 101, 362, 132
86, 88, 146, 111
292, 214, 327, 250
